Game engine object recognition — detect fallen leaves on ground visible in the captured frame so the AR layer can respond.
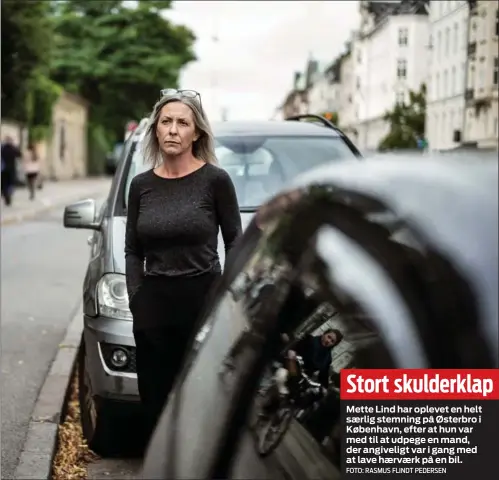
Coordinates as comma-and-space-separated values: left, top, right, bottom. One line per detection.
52, 368, 99, 480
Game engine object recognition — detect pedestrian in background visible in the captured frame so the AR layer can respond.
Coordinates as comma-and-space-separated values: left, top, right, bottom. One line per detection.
125, 89, 242, 443
1, 136, 21, 206
23, 144, 41, 201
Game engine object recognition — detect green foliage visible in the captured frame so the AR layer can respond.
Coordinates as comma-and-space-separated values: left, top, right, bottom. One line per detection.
378, 84, 426, 151
50, 0, 197, 140
87, 123, 113, 176
1, 0, 55, 124
26, 71, 63, 142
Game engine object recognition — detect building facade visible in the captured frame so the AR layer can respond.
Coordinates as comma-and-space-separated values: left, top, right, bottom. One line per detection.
338, 48, 357, 140
463, 0, 499, 148
34, 91, 89, 180
307, 66, 341, 116
352, 1, 430, 151
426, 1, 470, 151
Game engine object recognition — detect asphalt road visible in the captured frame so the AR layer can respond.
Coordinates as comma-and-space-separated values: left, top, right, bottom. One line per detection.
0, 205, 101, 479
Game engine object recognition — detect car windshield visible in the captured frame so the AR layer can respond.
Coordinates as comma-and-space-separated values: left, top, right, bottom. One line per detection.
124, 135, 357, 210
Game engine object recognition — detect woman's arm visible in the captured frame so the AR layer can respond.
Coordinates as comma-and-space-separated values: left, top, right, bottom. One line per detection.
214, 169, 242, 255
124, 178, 145, 301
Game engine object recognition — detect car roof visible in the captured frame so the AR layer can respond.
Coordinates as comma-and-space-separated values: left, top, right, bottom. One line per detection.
211, 120, 340, 137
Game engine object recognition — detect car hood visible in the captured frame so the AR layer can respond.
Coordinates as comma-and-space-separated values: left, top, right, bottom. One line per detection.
111, 211, 255, 275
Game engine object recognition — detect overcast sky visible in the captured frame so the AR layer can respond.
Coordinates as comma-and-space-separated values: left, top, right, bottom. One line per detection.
164, 1, 360, 121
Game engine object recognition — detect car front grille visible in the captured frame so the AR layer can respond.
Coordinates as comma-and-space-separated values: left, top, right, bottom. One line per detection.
100, 342, 137, 374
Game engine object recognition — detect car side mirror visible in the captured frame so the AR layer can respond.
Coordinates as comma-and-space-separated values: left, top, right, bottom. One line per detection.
63, 198, 100, 231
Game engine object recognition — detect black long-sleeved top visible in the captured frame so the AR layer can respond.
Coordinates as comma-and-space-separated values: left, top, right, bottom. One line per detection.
124, 164, 242, 301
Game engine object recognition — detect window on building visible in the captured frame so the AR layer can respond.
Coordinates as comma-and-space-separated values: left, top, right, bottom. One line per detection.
479, 66, 485, 90
436, 73, 440, 98
356, 76, 361, 90
396, 91, 405, 104
494, 57, 499, 85
437, 31, 442, 59
463, 18, 468, 50
451, 66, 456, 95
444, 70, 448, 97
397, 59, 407, 79
450, 111, 454, 139
453, 23, 459, 55
445, 27, 450, 56
398, 27, 408, 46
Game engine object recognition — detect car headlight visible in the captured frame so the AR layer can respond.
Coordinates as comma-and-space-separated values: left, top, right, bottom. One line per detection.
97, 273, 133, 320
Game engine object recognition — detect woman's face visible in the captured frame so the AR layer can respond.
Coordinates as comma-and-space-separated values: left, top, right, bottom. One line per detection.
156, 101, 199, 157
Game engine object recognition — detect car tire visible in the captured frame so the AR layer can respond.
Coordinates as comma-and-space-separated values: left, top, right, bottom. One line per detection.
78, 340, 121, 457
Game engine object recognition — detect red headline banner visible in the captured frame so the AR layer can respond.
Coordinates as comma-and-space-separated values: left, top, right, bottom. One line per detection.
340, 369, 499, 400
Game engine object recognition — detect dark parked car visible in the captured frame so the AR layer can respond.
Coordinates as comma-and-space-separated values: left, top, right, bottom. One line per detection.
62, 114, 362, 455
142, 156, 498, 479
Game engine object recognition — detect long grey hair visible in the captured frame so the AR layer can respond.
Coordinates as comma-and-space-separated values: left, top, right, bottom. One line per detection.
142, 93, 217, 167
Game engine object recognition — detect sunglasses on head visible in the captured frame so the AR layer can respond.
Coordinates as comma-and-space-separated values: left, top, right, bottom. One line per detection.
160, 89, 202, 109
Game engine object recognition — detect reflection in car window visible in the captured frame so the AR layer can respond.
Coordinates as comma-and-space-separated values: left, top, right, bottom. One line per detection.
123, 135, 357, 209
236, 243, 393, 479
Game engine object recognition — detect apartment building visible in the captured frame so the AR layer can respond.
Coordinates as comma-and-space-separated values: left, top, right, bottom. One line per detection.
463, 0, 499, 148
307, 65, 341, 116
426, 1, 470, 151
338, 48, 357, 140
351, 1, 430, 151
275, 59, 319, 119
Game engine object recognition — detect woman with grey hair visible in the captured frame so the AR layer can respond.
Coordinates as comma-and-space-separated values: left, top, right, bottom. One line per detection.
125, 89, 242, 442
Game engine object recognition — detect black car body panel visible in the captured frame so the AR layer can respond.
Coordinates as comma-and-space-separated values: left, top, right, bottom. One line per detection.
143, 156, 498, 479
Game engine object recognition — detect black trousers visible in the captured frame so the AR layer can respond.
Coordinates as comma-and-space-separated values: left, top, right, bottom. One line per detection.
134, 325, 193, 441
26, 172, 38, 199
1, 172, 14, 205
131, 272, 220, 440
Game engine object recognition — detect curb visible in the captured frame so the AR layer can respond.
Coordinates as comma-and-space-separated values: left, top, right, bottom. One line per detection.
13, 306, 83, 480
1, 186, 109, 226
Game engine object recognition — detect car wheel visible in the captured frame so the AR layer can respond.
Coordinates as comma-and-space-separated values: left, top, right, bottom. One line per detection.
78, 340, 120, 457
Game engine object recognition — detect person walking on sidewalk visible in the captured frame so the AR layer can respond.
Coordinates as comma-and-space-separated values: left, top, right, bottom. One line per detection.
125, 89, 242, 443
1, 136, 21, 206
23, 144, 41, 200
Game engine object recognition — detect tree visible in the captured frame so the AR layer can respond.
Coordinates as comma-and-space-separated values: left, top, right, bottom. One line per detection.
378, 84, 426, 151
50, 0, 196, 140
1, 0, 56, 128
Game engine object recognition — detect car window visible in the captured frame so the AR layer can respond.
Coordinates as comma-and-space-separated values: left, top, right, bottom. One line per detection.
215, 136, 357, 209
123, 135, 357, 210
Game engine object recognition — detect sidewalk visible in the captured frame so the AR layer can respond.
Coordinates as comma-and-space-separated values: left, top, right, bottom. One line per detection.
1, 177, 112, 226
